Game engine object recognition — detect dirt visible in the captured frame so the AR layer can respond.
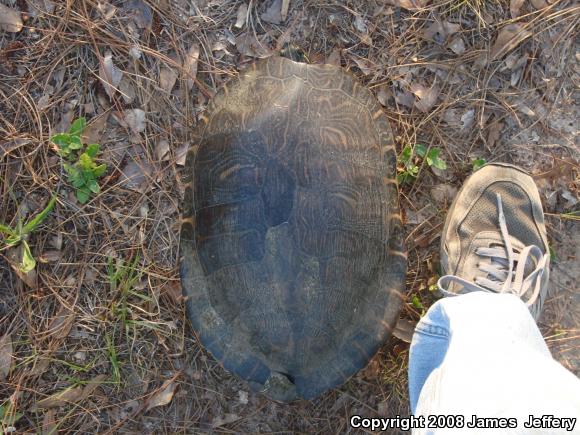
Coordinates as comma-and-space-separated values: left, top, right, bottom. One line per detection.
0, 0, 578, 433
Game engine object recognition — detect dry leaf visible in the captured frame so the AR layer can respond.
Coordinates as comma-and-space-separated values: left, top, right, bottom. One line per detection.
394, 88, 415, 109
410, 82, 439, 113
175, 143, 189, 166
99, 52, 123, 100
486, 120, 503, 149
261, 0, 282, 24
146, 379, 177, 411
490, 24, 532, 60
159, 67, 178, 93
377, 87, 390, 106
156, 139, 170, 161
0, 334, 13, 381
353, 15, 368, 33
47, 305, 75, 338
510, 0, 525, 18
124, 109, 146, 134
39, 250, 62, 263
120, 159, 153, 192
118, 77, 136, 104
0, 4, 23, 32
351, 56, 373, 75
448, 36, 466, 55
393, 318, 417, 343
238, 390, 249, 405
530, 0, 548, 9
41, 409, 57, 435
431, 184, 458, 205
326, 48, 341, 66
281, 0, 290, 21
83, 114, 109, 145
129, 45, 142, 60
36, 374, 106, 410
235, 3, 248, 28
184, 43, 200, 90
36, 386, 84, 409
38, 95, 51, 111
212, 413, 241, 428
79, 374, 107, 401
423, 20, 460, 44
235, 33, 272, 58
387, 0, 428, 10
124, 0, 152, 29
460, 109, 475, 130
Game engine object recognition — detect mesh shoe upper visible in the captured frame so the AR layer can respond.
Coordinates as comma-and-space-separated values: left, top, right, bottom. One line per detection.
438, 163, 550, 320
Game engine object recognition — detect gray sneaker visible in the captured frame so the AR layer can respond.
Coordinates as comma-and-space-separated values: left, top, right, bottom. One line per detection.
438, 163, 551, 320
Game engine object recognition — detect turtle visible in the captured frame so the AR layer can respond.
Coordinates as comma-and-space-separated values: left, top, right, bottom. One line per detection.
180, 50, 407, 402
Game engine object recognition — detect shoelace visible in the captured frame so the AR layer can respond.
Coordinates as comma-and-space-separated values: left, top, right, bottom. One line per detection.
438, 193, 550, 310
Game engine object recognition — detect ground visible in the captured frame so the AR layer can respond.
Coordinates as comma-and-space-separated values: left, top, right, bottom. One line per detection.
0, 0, 578, 433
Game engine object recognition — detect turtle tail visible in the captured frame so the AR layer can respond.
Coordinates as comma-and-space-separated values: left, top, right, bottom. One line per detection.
258, 371, 298, 402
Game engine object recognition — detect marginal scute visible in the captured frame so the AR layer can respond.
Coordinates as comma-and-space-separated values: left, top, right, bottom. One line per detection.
179, 56, 406, 401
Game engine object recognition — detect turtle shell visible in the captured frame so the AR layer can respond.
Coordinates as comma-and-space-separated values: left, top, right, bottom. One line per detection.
180, 56, 406, 401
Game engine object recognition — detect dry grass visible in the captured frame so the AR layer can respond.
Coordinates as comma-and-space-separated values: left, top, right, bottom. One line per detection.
0, 0, 578, 433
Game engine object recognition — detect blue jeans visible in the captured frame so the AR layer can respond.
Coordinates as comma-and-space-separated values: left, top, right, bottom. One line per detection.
408, 292, 580, 434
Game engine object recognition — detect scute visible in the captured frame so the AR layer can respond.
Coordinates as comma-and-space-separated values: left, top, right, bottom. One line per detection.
180, 56, 406, 401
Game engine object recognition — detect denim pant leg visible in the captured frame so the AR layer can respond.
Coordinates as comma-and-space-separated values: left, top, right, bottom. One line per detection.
408, 292, 580, 434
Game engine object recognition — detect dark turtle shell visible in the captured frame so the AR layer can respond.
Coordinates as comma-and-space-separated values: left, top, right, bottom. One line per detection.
180, 56, 406, 401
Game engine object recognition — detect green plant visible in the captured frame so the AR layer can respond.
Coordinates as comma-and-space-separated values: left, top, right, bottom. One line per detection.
472, 157, 486, 171
0, 400, 23, 434
51, 117, 107, 204
0, 196, 56, 272
397, 144, 447, 184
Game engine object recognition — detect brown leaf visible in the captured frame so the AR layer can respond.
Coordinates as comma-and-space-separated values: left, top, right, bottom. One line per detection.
163, 281, 183, 304
530, 0, 548, 9
159, 67, 178, 93
486, 120, 503, 149
235, 33, 272, 58
431, 184, 458, 205
510, 0, 525, 18
120, 159, 153, 192
410, 82, 439, 113
448, 36, 466, 55
156, 138, 170, 161
235, 3, 248, 28
183, 43, 200, 91
41, 409, 57, 435
212, 413, 241, 428
99, 52, 123, 100
393, 318, 417, 343
124, 109, 146, 134
146, 379, 177, 411
0, 4, 23, 32
423, 20, 460, 44
350, 55, 373, 76
387, 0, 428, 10
326, 48, 341, 66
175, 143, 189, 166
124, 0, 152, 29
79, 374, 107, 401
47, 305, 75, 338
490, 24, 532, 60
261, 0, 282, 24
119, 77, 136, 104
281, 0, 290, 21
83, 114, 109, 145
39, 250, 62, 263
0, 334, 13, 381
35, 374, 106, 410
36, 386, 84, 409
